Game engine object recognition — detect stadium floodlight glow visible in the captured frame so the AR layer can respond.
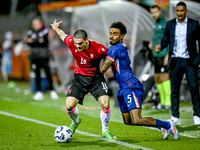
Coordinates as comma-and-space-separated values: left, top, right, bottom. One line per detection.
64, 7, 73, 13
111, 0, 123, 4
170, 0, 180, 4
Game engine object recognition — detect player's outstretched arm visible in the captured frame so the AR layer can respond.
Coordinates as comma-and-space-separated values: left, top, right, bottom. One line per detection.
100, 58, 113, 73
50, 20, 67, 41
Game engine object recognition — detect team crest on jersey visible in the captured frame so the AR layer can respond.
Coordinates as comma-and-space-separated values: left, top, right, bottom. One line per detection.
101, 48, 105, 51
90, 54, 94, 58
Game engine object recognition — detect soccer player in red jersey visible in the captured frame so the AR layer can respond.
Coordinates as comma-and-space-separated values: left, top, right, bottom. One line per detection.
51, 20, 116, 139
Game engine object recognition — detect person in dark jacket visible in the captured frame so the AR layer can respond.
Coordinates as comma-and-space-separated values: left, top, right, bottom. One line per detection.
27, 18, 58, 100
155, 1, 200, 125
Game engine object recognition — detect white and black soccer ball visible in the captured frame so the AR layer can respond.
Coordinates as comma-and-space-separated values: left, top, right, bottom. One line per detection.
54, 126, 73, 143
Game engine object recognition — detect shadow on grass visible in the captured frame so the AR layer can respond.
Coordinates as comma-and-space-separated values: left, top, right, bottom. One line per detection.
176, 125, 200, 132
55, 139, 125, 148
50, 137, 144, 148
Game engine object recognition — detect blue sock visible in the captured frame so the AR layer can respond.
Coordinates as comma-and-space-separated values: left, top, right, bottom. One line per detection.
156, 119, 170, 130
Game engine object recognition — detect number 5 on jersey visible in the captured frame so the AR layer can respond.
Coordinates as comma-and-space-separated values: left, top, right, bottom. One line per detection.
127, 94, 132, 107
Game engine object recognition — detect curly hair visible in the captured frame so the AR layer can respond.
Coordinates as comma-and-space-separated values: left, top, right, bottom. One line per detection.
110, 22, 127, 35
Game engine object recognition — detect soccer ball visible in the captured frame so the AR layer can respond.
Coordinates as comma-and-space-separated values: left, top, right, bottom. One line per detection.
54, 126, 73, 143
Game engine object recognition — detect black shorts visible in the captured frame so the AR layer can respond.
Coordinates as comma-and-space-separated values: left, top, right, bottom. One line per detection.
153, 57, 168, 73
67, 74, 109, 105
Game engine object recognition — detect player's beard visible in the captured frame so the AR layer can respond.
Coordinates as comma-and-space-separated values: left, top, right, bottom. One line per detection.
110, 39, 120, 46
110, 41, 114, 45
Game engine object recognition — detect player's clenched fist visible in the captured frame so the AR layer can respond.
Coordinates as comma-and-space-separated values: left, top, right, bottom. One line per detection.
155, 44, 161, 53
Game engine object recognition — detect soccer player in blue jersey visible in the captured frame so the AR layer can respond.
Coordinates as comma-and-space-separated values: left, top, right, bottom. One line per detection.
100, 22, 179, 140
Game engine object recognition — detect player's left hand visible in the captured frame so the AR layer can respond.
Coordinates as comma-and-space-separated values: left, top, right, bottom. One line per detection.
50, 20, 62, 31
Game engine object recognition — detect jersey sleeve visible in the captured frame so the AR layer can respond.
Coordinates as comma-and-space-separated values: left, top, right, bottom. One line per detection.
64, 35, 74, 47
98, 44, 108, 59
106, 46, 117, 62
101, 44, 108, 55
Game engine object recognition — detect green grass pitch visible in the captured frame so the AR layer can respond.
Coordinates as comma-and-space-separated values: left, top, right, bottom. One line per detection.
0, 81, 200, 150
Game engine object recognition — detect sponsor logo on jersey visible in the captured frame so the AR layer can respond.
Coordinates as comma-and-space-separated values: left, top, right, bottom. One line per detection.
127, 103, 132, 107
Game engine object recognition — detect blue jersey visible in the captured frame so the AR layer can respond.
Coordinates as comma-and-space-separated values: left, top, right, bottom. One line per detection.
107, 42, 141, 89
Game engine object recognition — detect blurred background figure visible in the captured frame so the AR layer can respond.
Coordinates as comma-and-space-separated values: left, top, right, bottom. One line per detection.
1, 31, 14, 83
2, 31, 13, 51
149, 5, 171, 110
27, 18, 58, 101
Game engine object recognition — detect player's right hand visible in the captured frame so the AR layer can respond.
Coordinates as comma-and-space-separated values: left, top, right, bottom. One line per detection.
50, 20, 62, 31
155, 44, 161, 53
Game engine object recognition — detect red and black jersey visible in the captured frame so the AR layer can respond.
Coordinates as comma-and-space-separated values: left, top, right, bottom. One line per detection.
64, 35, 108, 76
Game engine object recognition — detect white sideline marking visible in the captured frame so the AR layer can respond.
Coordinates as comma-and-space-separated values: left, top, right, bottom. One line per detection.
0, 110, 153, 150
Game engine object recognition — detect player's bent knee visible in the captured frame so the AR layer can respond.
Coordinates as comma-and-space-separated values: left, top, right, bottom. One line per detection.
101, 103, 109, 110
124, 121, 132, 125
65, 100, 74, 111
65, 97, 78, 111
124, 122, 129, 125
98, 96, 110, 110
65, 104, 74, 111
